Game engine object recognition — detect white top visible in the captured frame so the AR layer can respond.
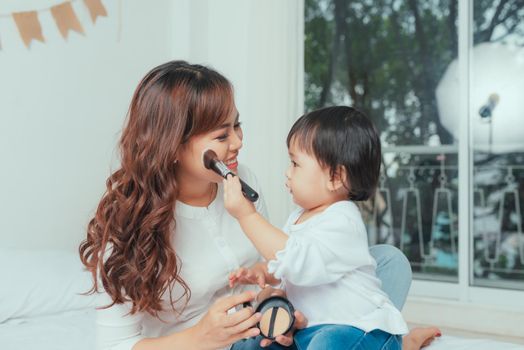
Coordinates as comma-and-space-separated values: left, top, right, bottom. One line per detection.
267, 201, 409, 335
95, 165, 265, 350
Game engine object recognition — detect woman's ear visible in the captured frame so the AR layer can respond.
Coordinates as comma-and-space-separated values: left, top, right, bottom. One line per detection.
173, 143, 187, 165
327, 165, 349, 193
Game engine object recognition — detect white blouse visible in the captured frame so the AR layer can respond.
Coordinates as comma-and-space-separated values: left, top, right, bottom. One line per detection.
267, 201, 409, 335
95, 165, 265, 350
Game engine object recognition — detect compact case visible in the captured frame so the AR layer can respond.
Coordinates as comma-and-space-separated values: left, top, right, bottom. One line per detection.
255, 296, 296, 340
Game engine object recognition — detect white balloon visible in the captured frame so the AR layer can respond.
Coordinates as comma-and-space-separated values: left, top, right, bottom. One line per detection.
436, 43, 524, 153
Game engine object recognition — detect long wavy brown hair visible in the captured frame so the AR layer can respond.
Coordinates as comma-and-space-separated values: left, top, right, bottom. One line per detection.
79, 61, 235, 317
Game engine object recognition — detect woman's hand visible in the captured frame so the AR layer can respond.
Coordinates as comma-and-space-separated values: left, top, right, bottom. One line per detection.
229, 264, 267, 289
223, 175, 256, 219
260, 311, 308, 348
255, 287, 309, 348
192, 291, 261, 350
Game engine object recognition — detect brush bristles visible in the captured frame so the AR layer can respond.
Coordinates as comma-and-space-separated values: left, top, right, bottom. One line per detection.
202, 149, 217, 169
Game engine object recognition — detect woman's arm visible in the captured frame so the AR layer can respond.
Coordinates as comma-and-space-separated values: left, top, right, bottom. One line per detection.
97, 291, 261, 350
133, 328, 199, 350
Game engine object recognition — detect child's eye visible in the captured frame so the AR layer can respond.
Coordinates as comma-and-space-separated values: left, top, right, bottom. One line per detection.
291, 160, 298, 167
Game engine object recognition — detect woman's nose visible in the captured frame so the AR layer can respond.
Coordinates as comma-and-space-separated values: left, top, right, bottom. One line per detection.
229, 129, 243, 151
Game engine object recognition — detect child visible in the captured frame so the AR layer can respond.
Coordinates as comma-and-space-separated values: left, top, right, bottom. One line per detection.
224, 106, 409, 349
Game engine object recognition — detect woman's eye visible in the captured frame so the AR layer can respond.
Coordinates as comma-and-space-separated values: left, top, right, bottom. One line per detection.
234, 122, 242, 129
216, 133, 229, 141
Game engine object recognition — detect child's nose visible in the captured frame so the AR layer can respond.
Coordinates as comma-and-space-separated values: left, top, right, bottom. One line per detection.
285, 167, 291, 179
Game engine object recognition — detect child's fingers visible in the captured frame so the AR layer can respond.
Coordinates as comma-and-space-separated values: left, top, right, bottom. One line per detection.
236, 267, 246, 278
223, 179, 229, 200
232, 176, 242, 192
257, 275, 265, 289
224, 175, 241, 192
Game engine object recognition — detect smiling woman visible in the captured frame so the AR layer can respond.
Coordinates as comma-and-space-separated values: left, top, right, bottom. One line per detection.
78, 60, 308, 350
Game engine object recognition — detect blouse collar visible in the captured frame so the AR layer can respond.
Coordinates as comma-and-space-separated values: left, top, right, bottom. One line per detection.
175, 184, 223, 219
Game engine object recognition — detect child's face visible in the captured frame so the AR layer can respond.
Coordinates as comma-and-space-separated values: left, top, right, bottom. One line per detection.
285, 140, 334, 210
176, 108, 243, 184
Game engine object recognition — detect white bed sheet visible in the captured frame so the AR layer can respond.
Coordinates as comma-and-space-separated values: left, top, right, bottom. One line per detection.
1, 309, 523, 350
0, 309, 95, 350
427, 335, 524, 350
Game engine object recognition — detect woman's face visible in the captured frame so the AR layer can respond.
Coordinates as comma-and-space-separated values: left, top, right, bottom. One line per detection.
176, 108, 243, 184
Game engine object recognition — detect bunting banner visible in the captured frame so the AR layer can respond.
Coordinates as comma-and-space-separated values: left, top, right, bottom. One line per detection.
12, 11, 45, 47
0, 0, 108, 49
51, 2, 85, 39
84, 0, 108, 23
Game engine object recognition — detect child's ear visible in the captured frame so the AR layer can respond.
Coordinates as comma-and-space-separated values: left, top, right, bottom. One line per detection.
327, 165, 348, 192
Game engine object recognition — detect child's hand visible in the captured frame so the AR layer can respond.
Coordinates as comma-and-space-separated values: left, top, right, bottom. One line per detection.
229, 265, 267, 289
223, 175, 256, 219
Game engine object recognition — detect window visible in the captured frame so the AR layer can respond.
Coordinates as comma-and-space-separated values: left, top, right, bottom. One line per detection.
305, 0, 524, 292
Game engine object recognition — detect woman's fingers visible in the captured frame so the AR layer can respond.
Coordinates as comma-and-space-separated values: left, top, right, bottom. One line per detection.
259, 338, 272, 347
274, 334, 294, 347
260, 310, 307, 348
213, 291, 256, 313
226, 310, 261, 335
224, 306, 256, 327
293, 310, 308, 330
232, 327, 261, 344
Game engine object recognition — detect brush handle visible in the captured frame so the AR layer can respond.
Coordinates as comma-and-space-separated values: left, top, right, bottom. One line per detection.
239, 178, 259, 202
209, 159, 259, 202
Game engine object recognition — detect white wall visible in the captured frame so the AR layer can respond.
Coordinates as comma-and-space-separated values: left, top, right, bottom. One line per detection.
181, 0, 304, 227
0, 0, 181, 251
0, 0, 303, 252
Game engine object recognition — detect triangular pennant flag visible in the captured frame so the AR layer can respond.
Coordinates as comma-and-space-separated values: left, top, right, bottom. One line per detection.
50, 2, 84, 39
83, 0, 107, 23
12, 11, 45, 48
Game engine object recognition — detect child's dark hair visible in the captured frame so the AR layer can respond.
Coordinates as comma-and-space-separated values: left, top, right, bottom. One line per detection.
286, 106, 381, 201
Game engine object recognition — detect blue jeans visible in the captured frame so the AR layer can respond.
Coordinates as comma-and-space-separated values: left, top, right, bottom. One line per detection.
294, 324, 402, 350
231, 245, 411, 350
370, 244, 412, 311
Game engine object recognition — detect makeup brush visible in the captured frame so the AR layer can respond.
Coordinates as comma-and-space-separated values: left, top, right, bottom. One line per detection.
202, 149, 259, 202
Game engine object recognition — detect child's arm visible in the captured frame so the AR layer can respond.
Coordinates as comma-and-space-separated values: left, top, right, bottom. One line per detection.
223, 176, 288, 260
226, 175, 375, 287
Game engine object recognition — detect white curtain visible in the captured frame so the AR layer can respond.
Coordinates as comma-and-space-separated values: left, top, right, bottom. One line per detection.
183, 0, 304, 226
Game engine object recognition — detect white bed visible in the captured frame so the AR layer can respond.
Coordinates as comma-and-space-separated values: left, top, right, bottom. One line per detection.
1, 309, 95, 350
1, 250, 523, 350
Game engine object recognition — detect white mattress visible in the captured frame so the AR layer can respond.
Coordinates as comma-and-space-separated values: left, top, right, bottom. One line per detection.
1, 310, 523, 350
427, 335, 524, 350
0, 309, 95, 350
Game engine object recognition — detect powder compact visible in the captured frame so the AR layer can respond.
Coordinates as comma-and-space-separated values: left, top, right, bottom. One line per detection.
255, 296, 296, 340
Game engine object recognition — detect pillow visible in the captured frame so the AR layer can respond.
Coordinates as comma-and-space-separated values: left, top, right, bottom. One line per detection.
0, 249, 99, 323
